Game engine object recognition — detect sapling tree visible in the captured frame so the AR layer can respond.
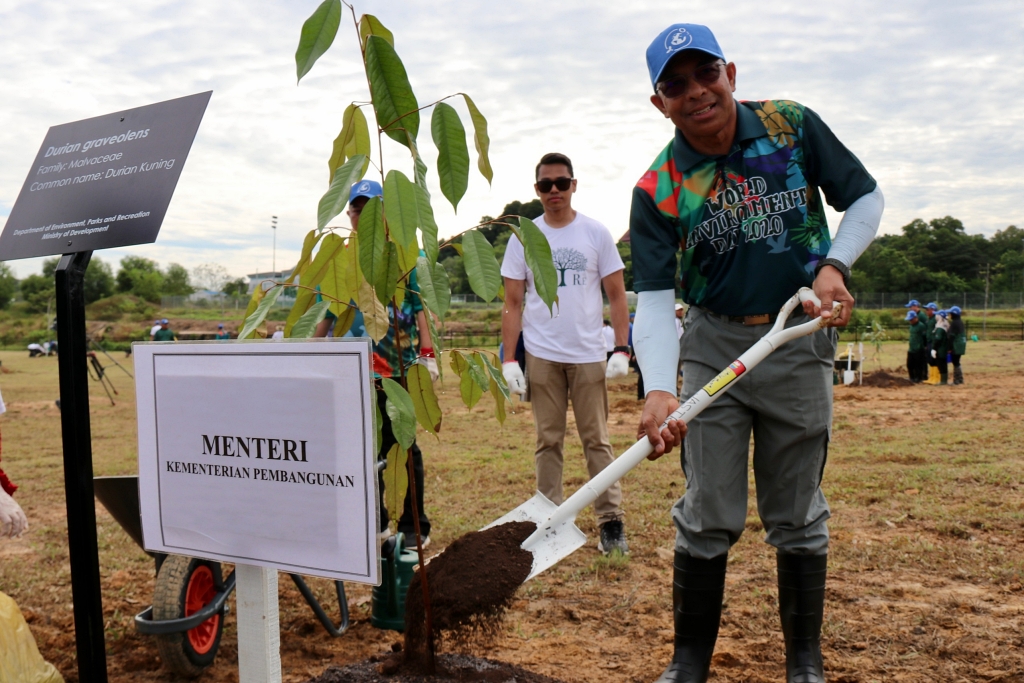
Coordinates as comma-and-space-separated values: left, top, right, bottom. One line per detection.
236, 2, 559, 668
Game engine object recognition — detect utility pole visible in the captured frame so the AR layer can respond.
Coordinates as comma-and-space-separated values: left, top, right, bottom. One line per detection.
271, 215, 278, 277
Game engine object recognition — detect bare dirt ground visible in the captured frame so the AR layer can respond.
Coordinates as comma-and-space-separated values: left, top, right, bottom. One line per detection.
1, 342, 1023, 682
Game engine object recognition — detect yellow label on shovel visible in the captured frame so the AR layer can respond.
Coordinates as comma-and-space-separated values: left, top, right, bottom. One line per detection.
703, 361, 746, 397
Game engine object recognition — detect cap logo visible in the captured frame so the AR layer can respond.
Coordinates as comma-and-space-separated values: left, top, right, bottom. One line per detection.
358, 182, 370, 193
665, 27, 692, 53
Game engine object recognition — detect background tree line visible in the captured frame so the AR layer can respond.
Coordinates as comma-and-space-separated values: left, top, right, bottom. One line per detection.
0, 257, 250, 313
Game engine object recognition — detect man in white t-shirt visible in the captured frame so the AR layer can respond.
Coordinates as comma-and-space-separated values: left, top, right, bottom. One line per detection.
149, 319, 162, 340
501, 152, 632, 555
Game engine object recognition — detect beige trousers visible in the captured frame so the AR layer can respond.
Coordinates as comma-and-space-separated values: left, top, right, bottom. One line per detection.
525, 352, 623, 524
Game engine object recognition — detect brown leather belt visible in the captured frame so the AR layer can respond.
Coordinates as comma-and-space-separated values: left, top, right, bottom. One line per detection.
699, 308, 778, 326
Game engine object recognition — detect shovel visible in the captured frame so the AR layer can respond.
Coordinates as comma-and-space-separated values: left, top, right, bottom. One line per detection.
485, 287, 840, 581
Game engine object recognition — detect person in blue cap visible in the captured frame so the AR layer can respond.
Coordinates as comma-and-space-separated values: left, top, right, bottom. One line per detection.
948, 306, 966, 384
921, 303, 940, 384
905, 310, 927, 382
629, 23, 884, 683
314, 178, 437, 547
215, 323, 231, 340
930, 310, 950, 385
152, 319, 176, 342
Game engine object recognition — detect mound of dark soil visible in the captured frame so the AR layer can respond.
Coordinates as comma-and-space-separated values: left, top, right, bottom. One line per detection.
308, 653, 567, 682
404, 521, 536, 659
859, 370, 915, 388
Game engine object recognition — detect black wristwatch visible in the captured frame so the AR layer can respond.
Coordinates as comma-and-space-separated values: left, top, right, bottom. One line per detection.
613, 345, 631, 355
814, 258, 850, 287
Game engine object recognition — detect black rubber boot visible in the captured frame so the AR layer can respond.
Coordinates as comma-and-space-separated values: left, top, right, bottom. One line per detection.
953, 366, 964, 385
777, 553, 827, 683
654, 551, 727, 683
939, 371, 948, 385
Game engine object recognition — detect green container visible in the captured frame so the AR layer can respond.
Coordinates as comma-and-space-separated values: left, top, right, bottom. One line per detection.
371, 533, 419, 631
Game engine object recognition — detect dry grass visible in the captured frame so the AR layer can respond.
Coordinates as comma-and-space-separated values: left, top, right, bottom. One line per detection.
0, 341, 1022, 682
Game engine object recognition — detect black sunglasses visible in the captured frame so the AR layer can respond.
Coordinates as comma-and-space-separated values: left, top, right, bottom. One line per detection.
536, 177, 573, 193
657, 61, 725, 99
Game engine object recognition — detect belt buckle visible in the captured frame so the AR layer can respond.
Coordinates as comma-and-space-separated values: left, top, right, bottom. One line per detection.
743, 314, 771, 326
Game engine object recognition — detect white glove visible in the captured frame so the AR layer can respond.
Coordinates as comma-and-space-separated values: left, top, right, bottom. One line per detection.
502, 361, 527, 397
0, 488, 28, 539
606, 351, 630, 379
931, 350, 937, 358
418, 356, 439, 382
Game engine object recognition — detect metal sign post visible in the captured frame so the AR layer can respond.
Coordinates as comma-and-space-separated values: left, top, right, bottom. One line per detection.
55, 250, 108, 682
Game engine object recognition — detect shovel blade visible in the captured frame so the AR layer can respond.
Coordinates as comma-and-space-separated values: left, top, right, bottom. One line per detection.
482, 492, 588, 581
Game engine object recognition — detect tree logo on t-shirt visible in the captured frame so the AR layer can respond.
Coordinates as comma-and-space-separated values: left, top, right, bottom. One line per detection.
552, 248, 587, 287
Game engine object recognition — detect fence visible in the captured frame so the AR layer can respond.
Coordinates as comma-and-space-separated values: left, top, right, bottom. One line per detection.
159, 294, 293, 312
852, 292, 1024, 310
837, 321, 1024, 342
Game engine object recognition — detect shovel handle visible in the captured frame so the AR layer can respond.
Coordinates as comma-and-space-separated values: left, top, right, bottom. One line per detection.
525, 289, 837, 543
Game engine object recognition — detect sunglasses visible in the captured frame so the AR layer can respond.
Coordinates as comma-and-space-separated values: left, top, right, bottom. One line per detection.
535, 177, 573, 193
657, 61, 725, 99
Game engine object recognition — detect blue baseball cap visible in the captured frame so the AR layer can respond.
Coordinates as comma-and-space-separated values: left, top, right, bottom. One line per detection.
160, 318, 169, 324
924, 302, 938, 311
646, 24, 725, 90
905, 310, 918, 321
904, 299, 920, 307
950, 306, 962, 315
349, 179, 382, 203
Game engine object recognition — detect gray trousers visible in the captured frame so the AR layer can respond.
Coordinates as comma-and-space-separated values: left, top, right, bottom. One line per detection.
673, 309, 835, 559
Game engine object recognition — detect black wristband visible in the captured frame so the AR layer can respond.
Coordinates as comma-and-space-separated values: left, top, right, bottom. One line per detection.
613, 345, 631, 354
814, 258, 851, 287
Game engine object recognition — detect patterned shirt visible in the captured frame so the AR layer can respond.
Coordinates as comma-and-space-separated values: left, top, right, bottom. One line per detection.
630, 99, 876, 316
323, 271, 423, 380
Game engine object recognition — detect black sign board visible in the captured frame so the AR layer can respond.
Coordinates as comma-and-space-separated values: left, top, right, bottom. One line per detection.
0, 91, 211, 261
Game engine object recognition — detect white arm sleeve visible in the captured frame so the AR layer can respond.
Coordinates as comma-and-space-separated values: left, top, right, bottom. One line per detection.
825, 185, 884, 267
633, 289, 679, 397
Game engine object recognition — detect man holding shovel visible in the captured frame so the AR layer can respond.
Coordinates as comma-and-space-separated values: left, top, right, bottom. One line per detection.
629, 24, 883, 683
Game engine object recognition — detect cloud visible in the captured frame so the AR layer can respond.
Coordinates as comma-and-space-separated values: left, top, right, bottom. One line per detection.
0, 0, 1020, 279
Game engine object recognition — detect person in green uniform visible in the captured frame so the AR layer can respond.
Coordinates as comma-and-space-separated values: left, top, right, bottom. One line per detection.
948, 306, 967, 385
905, 310, 927, 382
215, 323, 231, 340
930, 310, 950, 385
152, 319, 176, 342
921, 302, 939, 384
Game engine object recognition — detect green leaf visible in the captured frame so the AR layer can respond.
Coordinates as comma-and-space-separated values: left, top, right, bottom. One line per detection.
319, 237, 354, 319
411, 139, 430, 193
462, 94, 492, 185
375, 241, 400, 306
489, 377, 506, 424
331, 304, 357, 337
415, 183, 438, 264
421, 305, 443, 382
283, 287, 316, 337
519, 216, 558, 314
430, 102, 470, 212
358, 14, 394, 49
295, 0, 342, 83
450, 351, 483, 409
286, 230, 323, 285
290, 300, 331, 338
382, 444, 407, 527
301, 232, 346, 304
382, 379, 417, 450
364, 35, 419, 146
357, 196, 386, 288
328, 105, 371, 185
238, 286, 283, 339
317, 154, 367, 230
358, 279, 389, 342
373, 393, 383, 453
383, 170, 419, 251
466, 353, 491, 394
462, 229, 501, 302
407, 364, 441, 436
480, 352, 511, 405
416, 256, 450, 321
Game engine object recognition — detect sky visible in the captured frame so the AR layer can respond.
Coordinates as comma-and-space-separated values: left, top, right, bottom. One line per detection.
0, 0, 1022, 280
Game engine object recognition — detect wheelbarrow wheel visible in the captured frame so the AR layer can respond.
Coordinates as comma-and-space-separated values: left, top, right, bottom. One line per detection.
153, 555, 225, 677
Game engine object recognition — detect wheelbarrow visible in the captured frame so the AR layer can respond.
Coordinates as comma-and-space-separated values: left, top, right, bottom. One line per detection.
93, 475, 352, 677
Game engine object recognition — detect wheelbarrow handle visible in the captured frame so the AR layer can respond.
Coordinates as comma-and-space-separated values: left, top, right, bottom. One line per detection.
524, 288, 838, 548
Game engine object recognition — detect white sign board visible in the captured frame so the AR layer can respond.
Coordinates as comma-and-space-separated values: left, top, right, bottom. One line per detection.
134, 339, 379, 584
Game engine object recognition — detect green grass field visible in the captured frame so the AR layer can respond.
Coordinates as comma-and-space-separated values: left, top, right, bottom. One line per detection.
0, 339, 1022, 682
